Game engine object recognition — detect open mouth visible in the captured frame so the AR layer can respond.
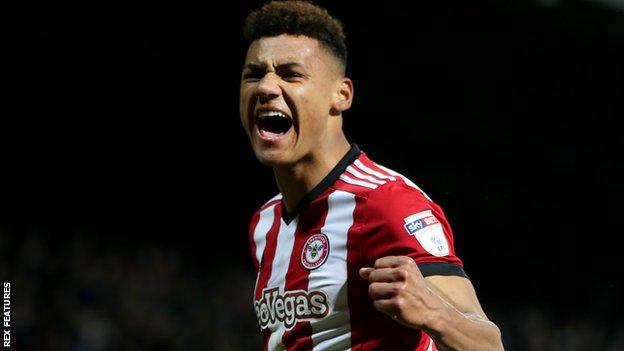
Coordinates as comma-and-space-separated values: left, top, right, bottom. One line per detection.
256, 110, 293, 140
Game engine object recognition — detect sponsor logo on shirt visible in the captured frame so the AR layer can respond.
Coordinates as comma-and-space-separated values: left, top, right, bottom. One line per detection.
254, 287, 329, 330
404, 214, 440, 234
403, 210, 449, 257
301, 233, 330, 270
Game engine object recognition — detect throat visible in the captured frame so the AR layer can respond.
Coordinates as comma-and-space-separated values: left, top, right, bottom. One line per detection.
273, 141, 354, 219
274, 165, 321, 214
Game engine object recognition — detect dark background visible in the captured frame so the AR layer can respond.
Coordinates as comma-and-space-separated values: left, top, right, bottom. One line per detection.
3, 0, 623, 349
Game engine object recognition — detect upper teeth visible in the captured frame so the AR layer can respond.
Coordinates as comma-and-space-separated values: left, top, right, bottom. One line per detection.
258, 110, 288, 119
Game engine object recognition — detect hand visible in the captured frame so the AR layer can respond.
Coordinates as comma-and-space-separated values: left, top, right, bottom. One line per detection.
359, 256, 446, 330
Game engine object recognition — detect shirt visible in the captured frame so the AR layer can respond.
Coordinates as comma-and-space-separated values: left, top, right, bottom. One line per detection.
249, 145, 466, 351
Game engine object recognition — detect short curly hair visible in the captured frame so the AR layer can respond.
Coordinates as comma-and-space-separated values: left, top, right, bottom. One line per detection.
243, 0, 347, 70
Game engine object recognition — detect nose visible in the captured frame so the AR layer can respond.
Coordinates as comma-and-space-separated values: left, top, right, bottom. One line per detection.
256, 72, 281, 101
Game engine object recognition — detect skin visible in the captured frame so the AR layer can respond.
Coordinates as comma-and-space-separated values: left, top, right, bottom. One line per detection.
240, 34, 504, 350
239, 34, 353, 212
360, 257, 504, 350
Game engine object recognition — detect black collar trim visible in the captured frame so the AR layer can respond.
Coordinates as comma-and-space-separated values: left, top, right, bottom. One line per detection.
282, 144, 361, 224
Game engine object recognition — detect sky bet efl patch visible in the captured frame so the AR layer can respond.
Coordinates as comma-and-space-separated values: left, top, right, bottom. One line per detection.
403, 210, 449, 257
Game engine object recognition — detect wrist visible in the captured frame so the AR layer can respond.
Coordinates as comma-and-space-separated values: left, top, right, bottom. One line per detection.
421, 302, 453, 338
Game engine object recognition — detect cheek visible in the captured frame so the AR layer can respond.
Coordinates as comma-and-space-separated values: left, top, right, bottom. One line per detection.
239, 87, 252, 126
298, 88, 331, 132
298, 108, 327, 139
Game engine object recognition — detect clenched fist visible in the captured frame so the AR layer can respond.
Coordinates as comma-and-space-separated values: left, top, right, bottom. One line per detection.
359, 256, 449, 331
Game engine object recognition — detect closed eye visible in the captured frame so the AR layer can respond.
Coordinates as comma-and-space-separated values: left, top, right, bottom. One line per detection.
242, 62, 307, 82
243, 71, 264, 81
277, 69, 306, 82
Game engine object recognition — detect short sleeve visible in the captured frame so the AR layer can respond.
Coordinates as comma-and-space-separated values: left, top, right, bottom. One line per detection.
358, 181, 467, 277
248, 210, 262, 271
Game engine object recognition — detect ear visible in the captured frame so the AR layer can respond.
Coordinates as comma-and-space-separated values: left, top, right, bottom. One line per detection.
330, 78, 354, 115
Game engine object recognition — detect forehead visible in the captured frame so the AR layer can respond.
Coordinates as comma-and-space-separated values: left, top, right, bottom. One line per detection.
245, 34, 326, 66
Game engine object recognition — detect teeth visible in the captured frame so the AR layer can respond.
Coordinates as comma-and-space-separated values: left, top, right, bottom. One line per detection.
258, 110, 289, 119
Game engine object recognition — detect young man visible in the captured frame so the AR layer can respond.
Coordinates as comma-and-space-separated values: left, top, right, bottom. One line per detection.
240, 1, 504, 350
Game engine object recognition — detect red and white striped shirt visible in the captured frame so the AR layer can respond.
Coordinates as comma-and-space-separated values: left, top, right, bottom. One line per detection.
249, 145, 466, 351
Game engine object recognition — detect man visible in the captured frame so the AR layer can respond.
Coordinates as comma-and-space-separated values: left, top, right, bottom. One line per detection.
240, 1, 504, 350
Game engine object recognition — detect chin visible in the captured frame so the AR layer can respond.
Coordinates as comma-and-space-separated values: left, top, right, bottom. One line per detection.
253, 148, 297, 168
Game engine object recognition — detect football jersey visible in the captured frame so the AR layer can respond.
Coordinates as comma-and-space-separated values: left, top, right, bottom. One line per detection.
249, 144, 466, 351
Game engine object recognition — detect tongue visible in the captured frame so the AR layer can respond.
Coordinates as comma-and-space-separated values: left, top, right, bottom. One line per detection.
259, 128, 284, 140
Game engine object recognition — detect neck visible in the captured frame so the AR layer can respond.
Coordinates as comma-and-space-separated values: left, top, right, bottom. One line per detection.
274, 136, 350, 213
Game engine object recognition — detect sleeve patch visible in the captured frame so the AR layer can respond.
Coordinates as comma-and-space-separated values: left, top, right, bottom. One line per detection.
403, 210, 449, 257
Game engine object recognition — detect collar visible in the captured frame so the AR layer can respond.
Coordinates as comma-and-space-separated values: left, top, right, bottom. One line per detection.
281, 144, 361, 224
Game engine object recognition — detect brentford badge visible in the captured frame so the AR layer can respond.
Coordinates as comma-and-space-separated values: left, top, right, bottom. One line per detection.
301, 233, 330, 270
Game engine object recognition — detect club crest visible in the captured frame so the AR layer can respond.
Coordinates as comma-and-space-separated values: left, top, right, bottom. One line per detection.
301, 233, 330, 270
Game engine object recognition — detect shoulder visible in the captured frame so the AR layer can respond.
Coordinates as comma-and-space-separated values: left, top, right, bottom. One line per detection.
249, 193, 282, 226
335, 154, 448, 234
362, 180, 438, 229
260, 193, 282, 211
335, 152, 434, 209
253, 193, 282, 214
348, 162, 460, 266
332, 153, 433, 203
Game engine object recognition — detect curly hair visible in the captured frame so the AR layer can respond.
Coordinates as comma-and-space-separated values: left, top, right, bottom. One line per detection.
243, 0, 347, 70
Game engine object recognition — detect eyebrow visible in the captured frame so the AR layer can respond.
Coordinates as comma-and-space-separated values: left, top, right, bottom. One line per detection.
243, 62, 305, 71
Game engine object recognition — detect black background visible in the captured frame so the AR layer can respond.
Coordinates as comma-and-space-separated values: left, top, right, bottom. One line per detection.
3, 0, 623, 349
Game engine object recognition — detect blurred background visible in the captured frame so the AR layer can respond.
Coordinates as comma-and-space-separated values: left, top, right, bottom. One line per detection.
3, 0, 624, 349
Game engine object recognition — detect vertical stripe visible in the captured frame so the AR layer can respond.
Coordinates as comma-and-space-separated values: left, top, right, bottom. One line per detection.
266, 218, 298, 294
254, 205, 282, 300
310, 191, 356, 351
253, 204, 277, 268
253, 205, 283, 350
252, 204, 276, 334
427, 337, 434, 351
249, 211, 261, 270
281, 196, 331, 350
346, 195, 368, 349
266, 218, 298, 350
267, 329, 286, 351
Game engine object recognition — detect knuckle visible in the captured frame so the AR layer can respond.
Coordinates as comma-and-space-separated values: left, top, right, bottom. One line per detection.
369, 283, 384, 297
367, 270, 375, 281
375, 259, 388, 269
396, 269, 409, 280
368, 283, 376, 296
393, 282, 406, 295
393, 296, 405, 310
